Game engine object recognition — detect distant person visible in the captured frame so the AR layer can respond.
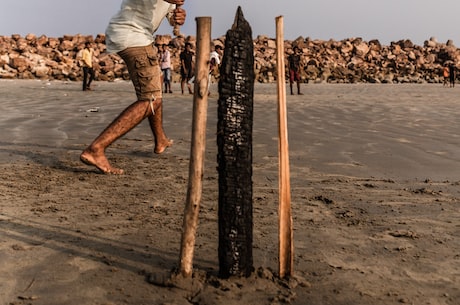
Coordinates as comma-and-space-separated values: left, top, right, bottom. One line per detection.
443, 64, 449, 87
81, 42, 95, 91
180, 42, 194, 94
80, 0, 186, 174
208, 44, 223, 94
158, 43, 164, 61
449, 63, 456, 87
209, 44, 223, 74
287, 46, 303, 95
160, 44, 173, 93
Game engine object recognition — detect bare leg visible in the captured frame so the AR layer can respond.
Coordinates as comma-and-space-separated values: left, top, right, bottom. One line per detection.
80, 100, 155, 174
147, 98, 173, 154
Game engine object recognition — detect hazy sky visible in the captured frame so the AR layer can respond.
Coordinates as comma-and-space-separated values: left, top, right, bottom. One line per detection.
1, 0, 460, 45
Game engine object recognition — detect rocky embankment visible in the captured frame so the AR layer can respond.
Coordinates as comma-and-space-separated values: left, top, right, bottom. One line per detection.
0, 33, 459, 83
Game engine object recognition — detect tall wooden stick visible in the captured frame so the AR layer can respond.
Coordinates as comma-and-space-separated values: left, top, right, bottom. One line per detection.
276, 15, 294, 278
179, 17, 211, 277
173, 5, 182, 36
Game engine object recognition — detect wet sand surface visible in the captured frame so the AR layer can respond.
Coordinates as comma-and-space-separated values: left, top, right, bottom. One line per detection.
0, 79, 459, 305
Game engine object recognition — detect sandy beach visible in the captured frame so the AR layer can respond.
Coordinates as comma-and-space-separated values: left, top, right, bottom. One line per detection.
0, 79, 459, 305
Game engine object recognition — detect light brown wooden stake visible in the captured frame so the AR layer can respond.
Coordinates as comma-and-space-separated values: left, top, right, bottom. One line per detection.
178, 16, 212, 277
276, 15, 294, 279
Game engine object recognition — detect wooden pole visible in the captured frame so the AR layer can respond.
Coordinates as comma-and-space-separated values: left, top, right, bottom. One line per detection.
275, 15, 294, 278
217, 6, 255, 278
173, 5, 182, 36
179, 17, 211, 277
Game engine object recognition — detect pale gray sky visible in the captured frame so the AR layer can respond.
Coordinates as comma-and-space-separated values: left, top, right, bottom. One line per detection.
1, 0, 460, 45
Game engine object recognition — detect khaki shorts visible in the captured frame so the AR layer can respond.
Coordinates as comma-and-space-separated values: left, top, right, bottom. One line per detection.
118, 44, 162, 101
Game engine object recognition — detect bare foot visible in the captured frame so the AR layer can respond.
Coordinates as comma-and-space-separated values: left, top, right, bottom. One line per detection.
154, 139, 174, 154
80, 149, 124, 174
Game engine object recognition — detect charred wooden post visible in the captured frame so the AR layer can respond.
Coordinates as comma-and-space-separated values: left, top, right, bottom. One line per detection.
217, 7, 255, 278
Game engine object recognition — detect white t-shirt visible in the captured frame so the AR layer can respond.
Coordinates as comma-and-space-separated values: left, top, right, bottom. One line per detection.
105, 0, 175, 53
160, 49, 172, 69
210, 51, 221, 66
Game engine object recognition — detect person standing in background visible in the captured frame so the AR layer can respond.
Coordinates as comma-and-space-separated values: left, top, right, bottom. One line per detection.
209, 44, 223, 76
449, 63, 456, 87
82, 41, 95, 91
208, 44, 223, 95
443, 64, 450, 87
287, 46, 303, 95
180, 42, 194, 94
161, 44, 173, 93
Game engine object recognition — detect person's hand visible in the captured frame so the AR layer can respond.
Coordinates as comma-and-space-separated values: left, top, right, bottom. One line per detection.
164, 0, 185, 5
172, 7, 186, 26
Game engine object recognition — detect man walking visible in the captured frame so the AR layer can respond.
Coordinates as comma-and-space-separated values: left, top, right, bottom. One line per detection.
80, 0, 186, 174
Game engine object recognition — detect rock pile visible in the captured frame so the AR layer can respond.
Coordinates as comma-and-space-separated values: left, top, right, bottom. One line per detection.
255, 35, 460, 84
1, 33, 459, 84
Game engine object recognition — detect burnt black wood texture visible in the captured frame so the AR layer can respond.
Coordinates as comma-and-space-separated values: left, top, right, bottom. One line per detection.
217, 7, 255, 278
